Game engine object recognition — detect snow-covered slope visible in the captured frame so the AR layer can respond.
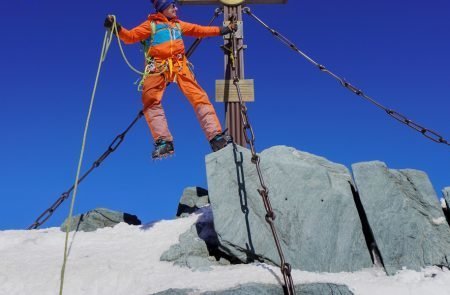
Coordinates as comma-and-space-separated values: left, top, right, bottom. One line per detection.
1, 213, 449, 295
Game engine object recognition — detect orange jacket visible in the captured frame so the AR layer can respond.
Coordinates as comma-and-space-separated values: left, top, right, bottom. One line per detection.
118, 13, 221, 60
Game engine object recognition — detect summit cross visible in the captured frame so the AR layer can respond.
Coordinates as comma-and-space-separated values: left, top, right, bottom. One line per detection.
179, 0, 287, 146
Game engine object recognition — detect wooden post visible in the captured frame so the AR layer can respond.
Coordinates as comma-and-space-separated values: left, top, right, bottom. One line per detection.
179, 0, 287, 146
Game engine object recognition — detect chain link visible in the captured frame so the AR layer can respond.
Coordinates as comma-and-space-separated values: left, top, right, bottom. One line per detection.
243, 7, 449, 147
228, 21, 296, 294
28, 111, 144, 230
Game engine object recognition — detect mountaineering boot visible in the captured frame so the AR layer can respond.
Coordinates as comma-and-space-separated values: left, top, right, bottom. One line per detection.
209, 131, 233, 152
152, 139, 174, 159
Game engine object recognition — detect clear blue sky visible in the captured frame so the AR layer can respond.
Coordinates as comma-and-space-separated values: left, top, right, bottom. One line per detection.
1, 1, 449, 230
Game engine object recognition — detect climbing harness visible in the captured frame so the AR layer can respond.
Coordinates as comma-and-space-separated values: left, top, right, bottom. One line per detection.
243, 7, 450, 147
226, 15, 296, 295
137, 21, 183, 89
136, 8, 223, 90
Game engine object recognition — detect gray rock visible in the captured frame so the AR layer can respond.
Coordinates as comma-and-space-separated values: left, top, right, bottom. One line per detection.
442, 187, 450, 225
151, 283, 353, 295
203, 283, 353, 295
176, 187, 209, 218
151, 288, 195, 295
60, 208, 141, 232
443, 187, 450, 207
206, 145, 372, 272
352, 161, 450, 275
294, 283, 353, 295
161, 207, 232, 270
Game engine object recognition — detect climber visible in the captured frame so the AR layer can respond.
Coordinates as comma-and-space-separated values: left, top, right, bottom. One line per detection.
104, 0, 237, 159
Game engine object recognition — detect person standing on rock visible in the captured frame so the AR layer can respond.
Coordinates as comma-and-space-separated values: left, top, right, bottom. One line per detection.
104, 0, 237, 159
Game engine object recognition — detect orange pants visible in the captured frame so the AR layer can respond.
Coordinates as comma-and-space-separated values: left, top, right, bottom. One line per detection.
141, 65, 222, 142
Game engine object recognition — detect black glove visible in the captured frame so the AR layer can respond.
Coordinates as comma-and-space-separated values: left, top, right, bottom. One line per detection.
220, 23, 238, 35
220, 26, 231, 35
228, 22, 238, 32
104, 15, 122, 33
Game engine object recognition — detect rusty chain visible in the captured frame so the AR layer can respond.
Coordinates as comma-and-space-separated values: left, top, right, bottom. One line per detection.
243, 7, 449, 147
28, 111, 144, 230
227, 17, 296, 295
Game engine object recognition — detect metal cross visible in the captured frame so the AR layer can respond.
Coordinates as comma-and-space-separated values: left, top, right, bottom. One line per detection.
179, 0, 287, 146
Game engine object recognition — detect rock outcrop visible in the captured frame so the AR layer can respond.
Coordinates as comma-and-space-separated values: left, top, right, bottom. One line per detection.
60, 208, 141, 232
443, 187, 450, 208
152, 283, 353, 295
162, 145, 450, 277
161, 207, 233, 270
205, 145, 372, 272
352, 161, 450, 275
176, 187, 209, 218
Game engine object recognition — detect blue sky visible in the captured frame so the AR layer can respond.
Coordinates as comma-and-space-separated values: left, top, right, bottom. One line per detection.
1, 0, 449, 230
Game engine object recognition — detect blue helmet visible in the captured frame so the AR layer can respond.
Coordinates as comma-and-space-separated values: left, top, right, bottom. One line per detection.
151, 0, 176, 12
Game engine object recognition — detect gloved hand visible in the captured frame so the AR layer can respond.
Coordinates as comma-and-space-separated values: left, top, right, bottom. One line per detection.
228, 22, 238, 32
104, 15, 122, 33
220, 22, 238, 35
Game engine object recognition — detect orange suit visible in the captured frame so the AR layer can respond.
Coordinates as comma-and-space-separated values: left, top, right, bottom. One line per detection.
118, 13, 222, 142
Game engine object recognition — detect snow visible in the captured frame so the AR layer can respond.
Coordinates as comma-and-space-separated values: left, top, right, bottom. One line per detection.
1, 213, 450, 295
432, 217, 447, 225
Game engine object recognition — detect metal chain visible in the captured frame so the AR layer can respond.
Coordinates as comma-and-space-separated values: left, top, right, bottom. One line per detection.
186, 8, 223, 58
227, 21, 296, 295
243, 7, 450, 147
28, 111, 144, 230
